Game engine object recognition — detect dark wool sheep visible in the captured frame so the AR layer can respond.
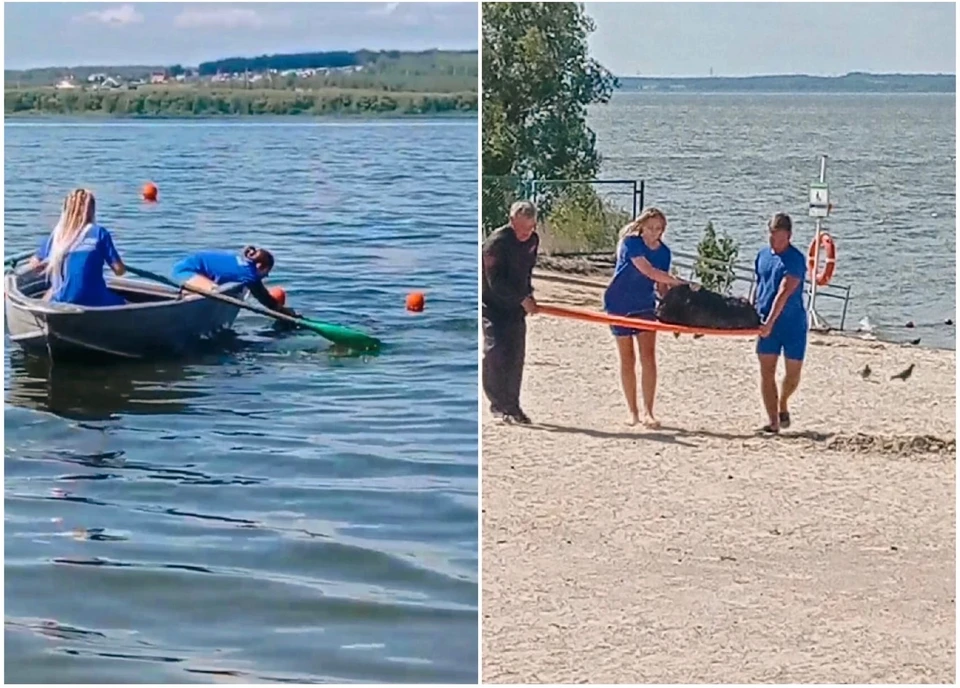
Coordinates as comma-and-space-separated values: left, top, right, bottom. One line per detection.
656, 284, 761, 330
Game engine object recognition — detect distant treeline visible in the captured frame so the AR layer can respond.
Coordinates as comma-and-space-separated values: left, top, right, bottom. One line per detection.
198, 48, 476, 76
617, 72, 956, 93
4, 86, 478, 117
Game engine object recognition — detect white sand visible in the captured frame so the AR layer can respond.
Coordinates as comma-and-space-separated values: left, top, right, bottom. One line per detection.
482, 274, 956, 684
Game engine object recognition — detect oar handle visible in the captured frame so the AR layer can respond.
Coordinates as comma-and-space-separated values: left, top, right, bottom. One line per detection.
125, 265, 302, 326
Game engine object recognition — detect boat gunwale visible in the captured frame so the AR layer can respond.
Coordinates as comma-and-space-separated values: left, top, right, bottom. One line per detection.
3, 270, 247, 316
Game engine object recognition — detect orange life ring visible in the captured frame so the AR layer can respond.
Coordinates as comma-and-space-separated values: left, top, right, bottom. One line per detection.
807, 233, 836, 287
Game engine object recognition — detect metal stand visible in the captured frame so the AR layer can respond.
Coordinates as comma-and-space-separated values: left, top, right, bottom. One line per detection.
807, 155, 831, 331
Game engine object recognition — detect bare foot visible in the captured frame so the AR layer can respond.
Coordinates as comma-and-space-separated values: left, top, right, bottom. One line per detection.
642, 415, 661, 429
626, 413, 640, 426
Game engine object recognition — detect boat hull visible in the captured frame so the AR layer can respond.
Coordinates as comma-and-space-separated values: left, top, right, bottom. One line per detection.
4, 267, 246, 360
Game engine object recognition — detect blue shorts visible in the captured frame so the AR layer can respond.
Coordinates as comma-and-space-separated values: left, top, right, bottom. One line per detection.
609, 309, 656, 337
756, 318, 808, 361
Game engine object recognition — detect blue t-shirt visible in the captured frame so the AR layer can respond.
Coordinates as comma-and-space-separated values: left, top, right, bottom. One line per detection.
37, 224, 124, 307
603, 235, 672, 315
173, 251, 261, 286
754, 244, 807, 326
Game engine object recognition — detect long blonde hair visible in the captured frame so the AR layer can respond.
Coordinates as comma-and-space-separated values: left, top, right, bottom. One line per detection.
617, 206, 667, 248
46, 188, 96, 293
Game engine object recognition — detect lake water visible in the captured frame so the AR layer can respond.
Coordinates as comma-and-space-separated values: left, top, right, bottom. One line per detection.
589, 92, 956, 349
4, 119, 478, 683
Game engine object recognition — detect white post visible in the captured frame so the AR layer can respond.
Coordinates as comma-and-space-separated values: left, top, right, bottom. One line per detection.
807, 155, 830, 331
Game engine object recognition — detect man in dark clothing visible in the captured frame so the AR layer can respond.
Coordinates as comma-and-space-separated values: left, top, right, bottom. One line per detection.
482, 200, 540, 424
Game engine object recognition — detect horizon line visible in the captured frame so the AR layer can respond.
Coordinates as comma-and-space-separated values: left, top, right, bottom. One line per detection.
617, 71, 956, 79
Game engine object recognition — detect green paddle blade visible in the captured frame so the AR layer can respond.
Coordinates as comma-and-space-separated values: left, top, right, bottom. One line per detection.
299, 317, 382, 352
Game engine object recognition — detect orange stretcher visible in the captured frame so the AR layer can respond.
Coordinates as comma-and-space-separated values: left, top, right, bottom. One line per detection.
539, 304, 761, 337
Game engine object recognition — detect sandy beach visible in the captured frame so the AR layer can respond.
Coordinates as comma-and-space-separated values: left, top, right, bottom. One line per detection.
482, 273, 956, 684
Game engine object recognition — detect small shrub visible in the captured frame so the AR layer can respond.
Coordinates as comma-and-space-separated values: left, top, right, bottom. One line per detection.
694, 221, 739, 294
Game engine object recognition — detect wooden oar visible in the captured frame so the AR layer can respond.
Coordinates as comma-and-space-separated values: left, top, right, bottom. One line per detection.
125, 265, 382, 352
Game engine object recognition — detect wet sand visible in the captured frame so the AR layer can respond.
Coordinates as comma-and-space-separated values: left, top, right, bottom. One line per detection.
482, 273, 956, 684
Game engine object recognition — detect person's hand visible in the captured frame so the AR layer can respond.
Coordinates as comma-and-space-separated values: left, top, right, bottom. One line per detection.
521, 295, 539, 315
758, 320, 773, 338
280, 306, 299, 319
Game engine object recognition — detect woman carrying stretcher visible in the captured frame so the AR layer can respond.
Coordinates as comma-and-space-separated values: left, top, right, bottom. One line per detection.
603, 208, 687, 428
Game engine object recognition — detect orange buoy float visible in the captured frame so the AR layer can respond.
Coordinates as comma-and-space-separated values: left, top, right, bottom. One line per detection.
142, 182, 158, 202
405, 291, 425, 312
267, 286, 286, 306
807, 232, 837, 287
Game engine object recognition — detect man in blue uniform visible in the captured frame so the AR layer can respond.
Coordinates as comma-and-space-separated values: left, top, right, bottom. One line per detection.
754, 213, 808, 434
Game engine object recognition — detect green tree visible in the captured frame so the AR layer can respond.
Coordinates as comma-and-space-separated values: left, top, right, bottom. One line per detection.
481, 2, 617, 232
694, 221, 740, 294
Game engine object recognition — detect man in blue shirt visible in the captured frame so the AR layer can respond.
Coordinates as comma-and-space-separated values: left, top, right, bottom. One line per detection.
753, 213, 808, 434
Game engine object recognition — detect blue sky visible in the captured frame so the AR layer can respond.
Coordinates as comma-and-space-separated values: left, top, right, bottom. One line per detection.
4, 2, 479, 69
586, 2, 956, 76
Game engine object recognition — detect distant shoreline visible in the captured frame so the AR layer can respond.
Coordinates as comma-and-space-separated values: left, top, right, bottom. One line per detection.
4, 110, 477, 121
616, 73, 955, 94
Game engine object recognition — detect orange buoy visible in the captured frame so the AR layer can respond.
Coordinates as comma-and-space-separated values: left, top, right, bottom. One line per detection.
405, 291, 425, 312
268, 286, 286, 306
142, 182, 158, 202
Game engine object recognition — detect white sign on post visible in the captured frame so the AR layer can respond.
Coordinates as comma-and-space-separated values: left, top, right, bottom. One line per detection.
809, 182, 830, 218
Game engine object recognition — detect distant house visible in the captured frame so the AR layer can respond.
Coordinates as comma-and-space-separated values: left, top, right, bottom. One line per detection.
87, 73, 108, 83
55, 78, 78, 90
150, 72, 167, 84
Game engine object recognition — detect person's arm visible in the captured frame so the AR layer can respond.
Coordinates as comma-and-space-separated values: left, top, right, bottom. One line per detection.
483, 235, 531, 308
522, 234, 540, 314
249, 280, 297, 317
631, 257, 685, 287
98, 228, 126, 276
28, 237, 50, 270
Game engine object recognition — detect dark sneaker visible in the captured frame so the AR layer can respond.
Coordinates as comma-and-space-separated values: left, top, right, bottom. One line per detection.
508, 409, 532, 425
779, 411, 791, 429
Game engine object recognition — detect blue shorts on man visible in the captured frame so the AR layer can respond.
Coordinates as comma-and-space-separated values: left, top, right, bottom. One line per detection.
753, 243, 808, 361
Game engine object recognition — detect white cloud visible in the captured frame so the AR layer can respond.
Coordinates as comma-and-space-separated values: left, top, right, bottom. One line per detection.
366, 2, 400, 17
173, 8, 290, 30
77, 4, 144, 26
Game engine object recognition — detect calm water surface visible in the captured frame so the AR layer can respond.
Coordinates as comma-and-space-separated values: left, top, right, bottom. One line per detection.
589, 93, 956, 348
4, 119, 478, 683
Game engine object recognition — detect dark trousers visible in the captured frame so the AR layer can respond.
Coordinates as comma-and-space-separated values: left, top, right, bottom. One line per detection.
482, 311, 527, 414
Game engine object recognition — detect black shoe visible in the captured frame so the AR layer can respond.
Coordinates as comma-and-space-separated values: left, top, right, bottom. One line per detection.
508, 409, 532, 425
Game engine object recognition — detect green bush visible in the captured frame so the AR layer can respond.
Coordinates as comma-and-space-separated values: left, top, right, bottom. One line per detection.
694, 220, 739, 293
4, 86, 477, 117
539, 187, 631, 253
